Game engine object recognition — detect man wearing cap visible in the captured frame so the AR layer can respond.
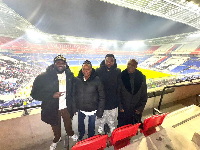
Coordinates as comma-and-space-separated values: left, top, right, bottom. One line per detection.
96, 54, 123, 134
31, 55, 78, 150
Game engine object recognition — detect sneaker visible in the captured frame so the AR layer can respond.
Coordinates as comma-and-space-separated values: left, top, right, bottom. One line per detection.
50, 137, 62, 150
98, 126, 103, 134
110, 127, 115, 133
78, 135, 83, 141
50, 143, 57, 150
69, 134, 78, 142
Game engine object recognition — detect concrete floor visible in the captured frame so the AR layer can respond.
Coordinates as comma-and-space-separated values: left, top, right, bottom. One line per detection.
0, 95, 198, 150
30, 96, 197, 150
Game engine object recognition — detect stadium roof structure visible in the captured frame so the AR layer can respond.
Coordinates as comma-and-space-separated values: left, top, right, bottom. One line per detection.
0, 2, 36, 38
144, 30, 200, 45
0, 0, 200, 47
100, 0, 200, 29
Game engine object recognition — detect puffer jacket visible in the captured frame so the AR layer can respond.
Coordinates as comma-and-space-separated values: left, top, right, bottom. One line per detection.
31, 64, 76, 126
96, 60, 122, 110
75, 69, 105, 118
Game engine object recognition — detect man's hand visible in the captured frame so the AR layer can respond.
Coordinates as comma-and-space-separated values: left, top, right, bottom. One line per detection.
53, 92, 65, 98
135, 110, 140, 114
119, 109, 124, 112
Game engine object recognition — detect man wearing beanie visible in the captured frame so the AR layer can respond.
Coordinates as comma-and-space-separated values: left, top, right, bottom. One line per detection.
96, 54, 123, 134
31, 55, 78, 150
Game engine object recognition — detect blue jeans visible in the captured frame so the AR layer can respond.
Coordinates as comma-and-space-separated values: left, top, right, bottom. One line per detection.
78, 111, 96, 140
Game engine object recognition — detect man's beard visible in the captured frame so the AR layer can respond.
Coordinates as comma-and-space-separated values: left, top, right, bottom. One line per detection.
56, 68, 65, 73
106, 65, 114, 71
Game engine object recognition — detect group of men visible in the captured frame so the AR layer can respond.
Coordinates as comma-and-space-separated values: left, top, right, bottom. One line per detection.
31, 54, 148, 150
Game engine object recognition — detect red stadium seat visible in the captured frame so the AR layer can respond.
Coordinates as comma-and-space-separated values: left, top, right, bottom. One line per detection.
140, 113, 169, 136
71, 134, 108, 150
108, 123, 141, 150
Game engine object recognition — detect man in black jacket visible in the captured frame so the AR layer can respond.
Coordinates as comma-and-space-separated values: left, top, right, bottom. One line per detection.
75, 60, 105, 140
96, 54, 122, 134
31, 55, 78, 150
118, 59, 148, 127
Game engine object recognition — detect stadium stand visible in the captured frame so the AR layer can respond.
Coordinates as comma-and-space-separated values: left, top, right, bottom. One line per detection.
190, 46, 200, 55
144, 46, 160, 54
153, 44, 174, 54
0, 1, 200, 150
172, 43, 200, 54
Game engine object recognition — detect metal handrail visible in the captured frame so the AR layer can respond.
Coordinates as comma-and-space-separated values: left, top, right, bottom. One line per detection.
157, 82, 200, 112
0, 105, 41, 114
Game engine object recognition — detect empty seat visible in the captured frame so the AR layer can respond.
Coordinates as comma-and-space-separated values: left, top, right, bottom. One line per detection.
140, 113, 169, 136
71, 134, 108, 150
108, 123, 141, 150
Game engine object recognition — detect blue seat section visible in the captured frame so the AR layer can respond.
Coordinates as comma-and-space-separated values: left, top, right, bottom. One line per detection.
68, 60, 80, 66
0, 52, 199, 73
180, 69, 199, 74
136, 55, 152, 64
153, 56, 171, 68
171, 44, 182, 52
171, 66, 188, 73
170, 57, 200, 74
90, 60, 100, 65
120, 60, 128, 64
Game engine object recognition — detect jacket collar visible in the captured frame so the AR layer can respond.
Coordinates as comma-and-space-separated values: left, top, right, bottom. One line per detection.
77, 68, 96, 81
99, 60, 117, 71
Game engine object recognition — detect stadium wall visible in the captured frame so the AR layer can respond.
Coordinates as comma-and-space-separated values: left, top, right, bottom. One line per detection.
146, 83, 200, 110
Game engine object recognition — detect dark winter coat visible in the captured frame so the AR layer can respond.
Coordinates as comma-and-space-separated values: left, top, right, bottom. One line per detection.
75, 69, 105, 118
30, 64, 76, 126
96, 60, 122, 110
121, 69, 147, 113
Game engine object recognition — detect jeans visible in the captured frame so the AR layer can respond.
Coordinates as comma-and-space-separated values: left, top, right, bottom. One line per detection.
78, 111, 96, 140
118, 109, 142, 127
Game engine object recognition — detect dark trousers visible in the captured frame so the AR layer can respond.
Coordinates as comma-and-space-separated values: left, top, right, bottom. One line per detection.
118, 110, 142, 127
51, 108, 74, 143
78, 111, 96, 140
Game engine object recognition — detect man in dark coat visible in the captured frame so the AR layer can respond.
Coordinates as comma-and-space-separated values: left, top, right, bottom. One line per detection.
96, 54, 122, 134
118, 59, 148, 127
31, 55, 78, 150
75, 60, 105, 140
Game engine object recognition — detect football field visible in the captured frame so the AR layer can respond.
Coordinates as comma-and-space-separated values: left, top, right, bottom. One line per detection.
69, 65, 172, 79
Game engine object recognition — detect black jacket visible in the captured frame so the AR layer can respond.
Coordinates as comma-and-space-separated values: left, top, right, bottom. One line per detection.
31, 64, 76, 126
75, 69, 105, 118
121, 69, 147, 113
96, 60, 122, 110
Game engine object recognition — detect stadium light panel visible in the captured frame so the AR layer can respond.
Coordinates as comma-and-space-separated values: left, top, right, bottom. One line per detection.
92, 39, 101, 48
26, 29, 47, 43
188, 33, 200, 37
174, 37, 180, 39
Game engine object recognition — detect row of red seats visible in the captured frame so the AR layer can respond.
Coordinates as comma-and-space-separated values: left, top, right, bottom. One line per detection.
72, 112, 169, 150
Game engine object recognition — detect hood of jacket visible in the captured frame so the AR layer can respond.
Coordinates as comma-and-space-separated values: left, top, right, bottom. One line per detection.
99, 59, 118, 71
77, 68, 96, 81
